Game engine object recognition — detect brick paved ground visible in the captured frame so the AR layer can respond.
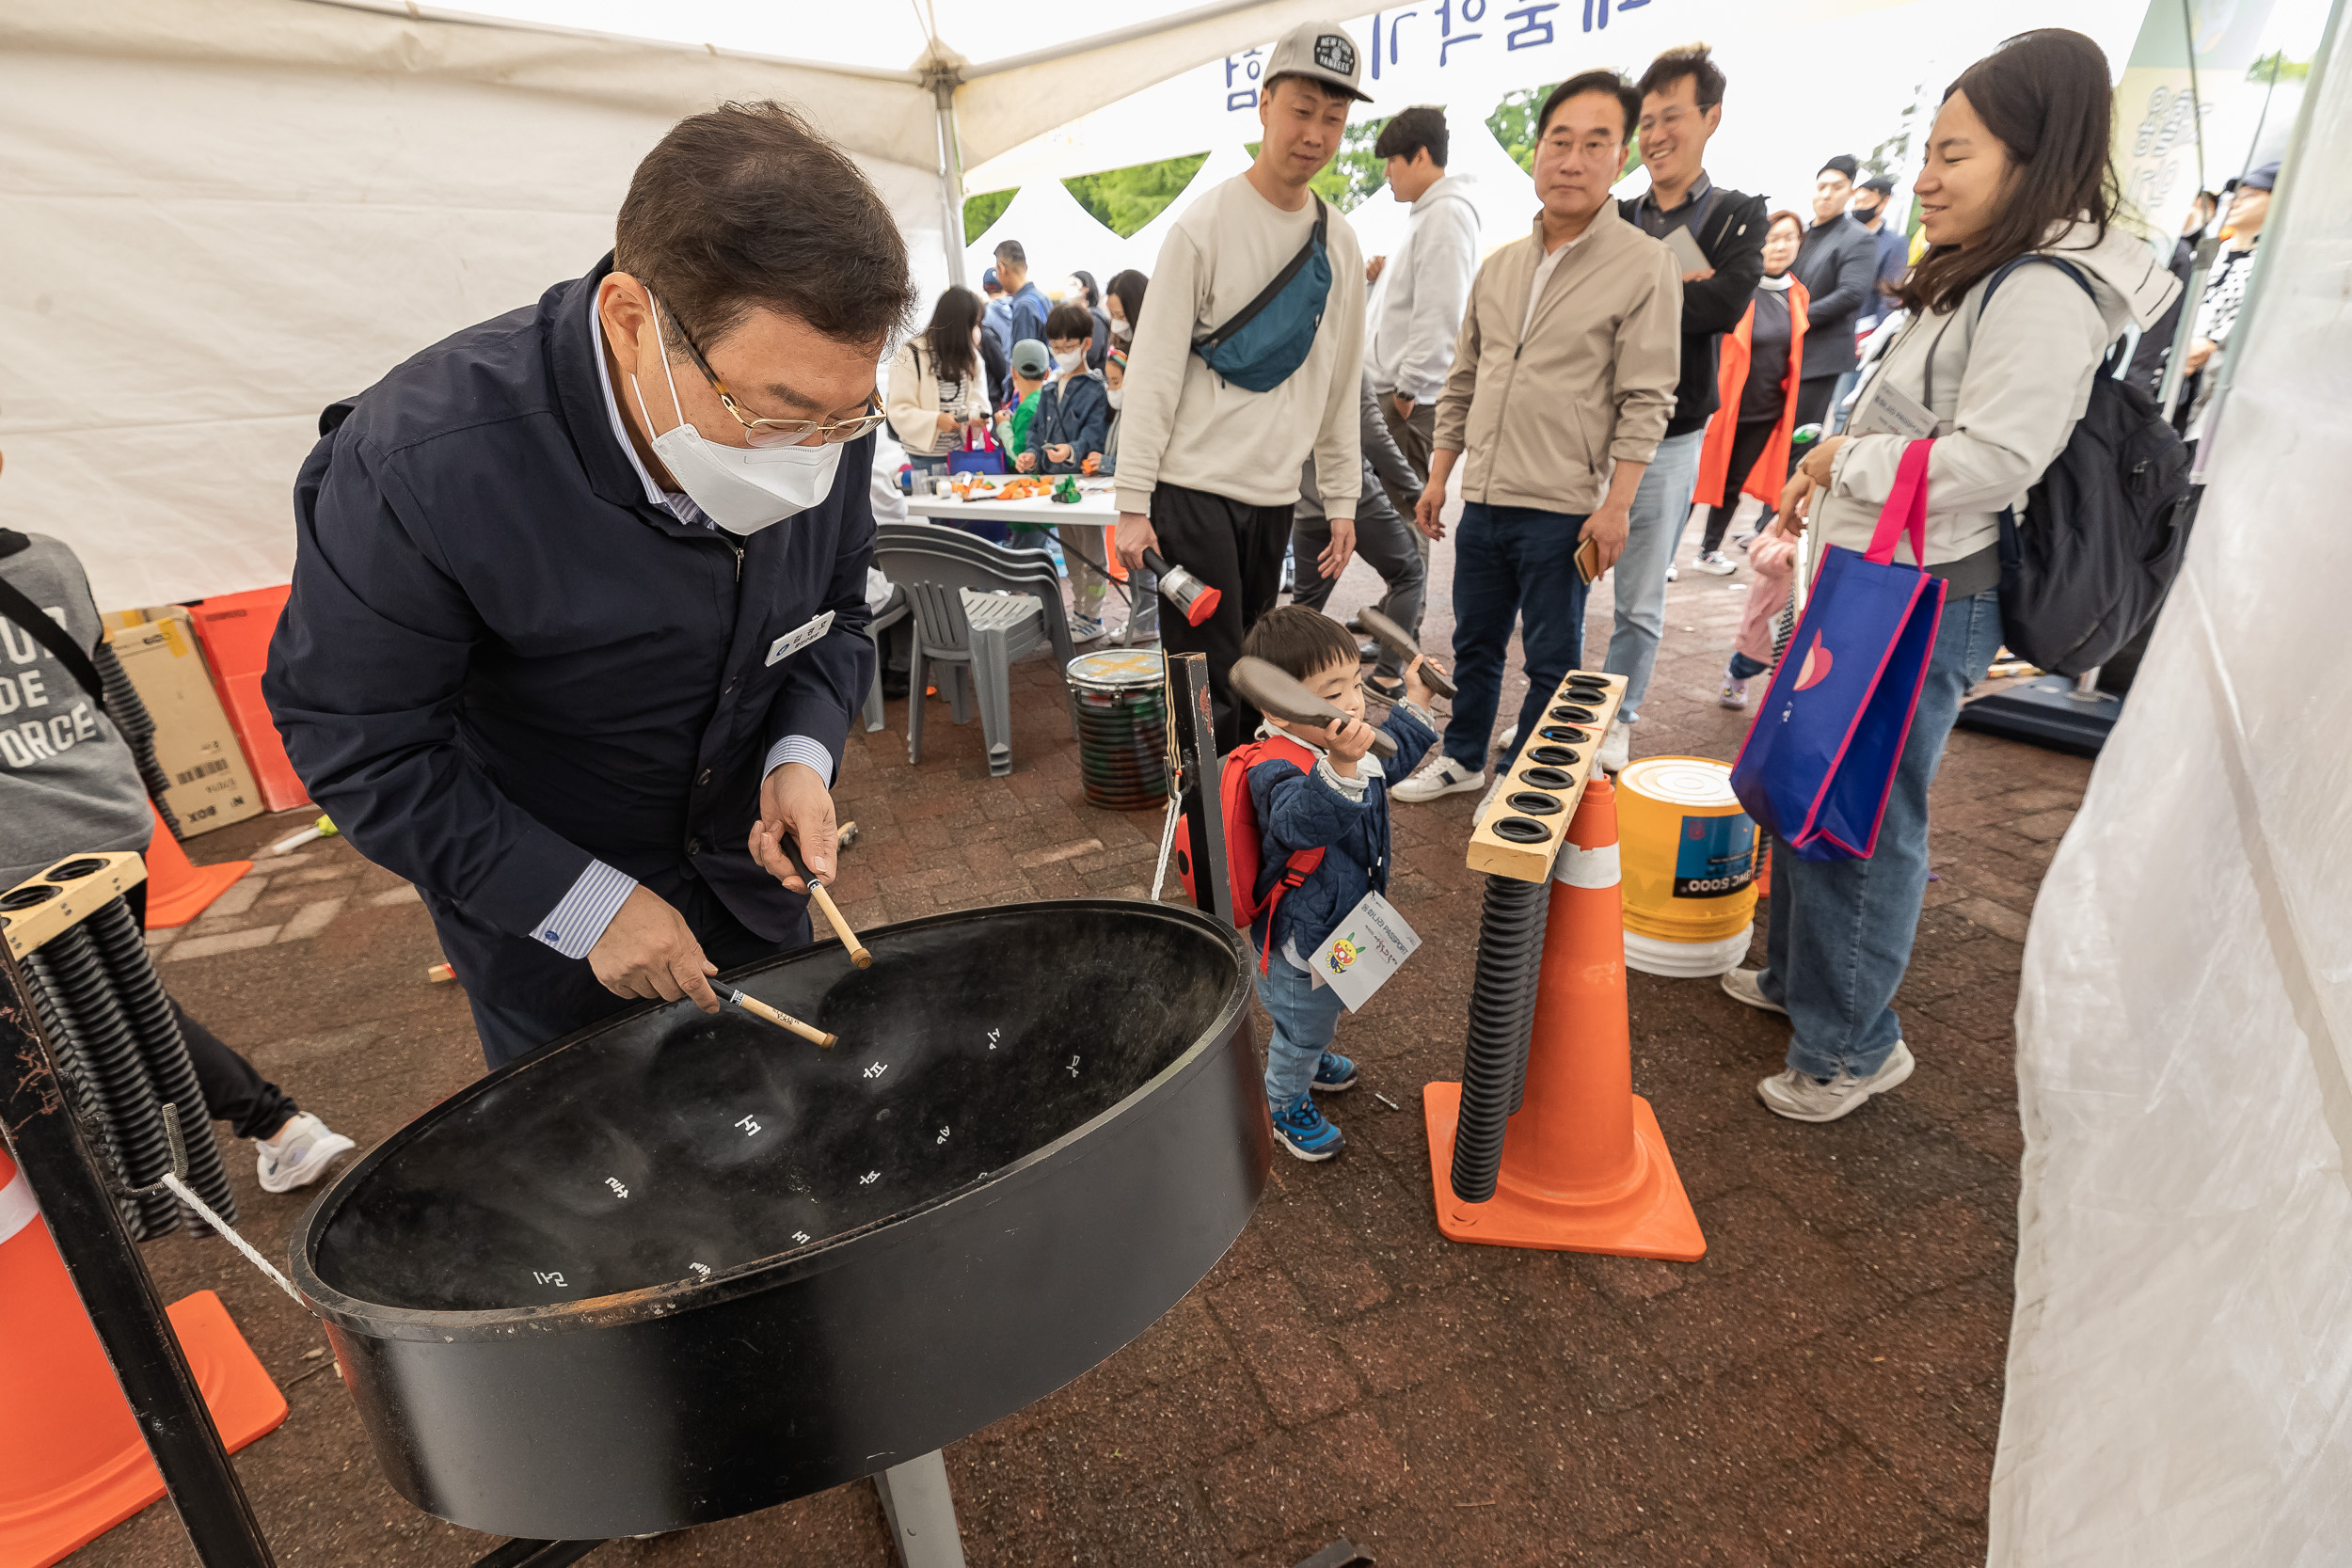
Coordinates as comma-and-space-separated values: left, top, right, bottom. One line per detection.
74, 503, 2085, 1567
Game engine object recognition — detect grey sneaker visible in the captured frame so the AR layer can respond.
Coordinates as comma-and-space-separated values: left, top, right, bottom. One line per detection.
1596, 718, 1631, 773
1757, 1041, 1915, 1123
1720, 968, 1788, 1015
1392, 755, 1484, 802
255, 1112, 357, 1194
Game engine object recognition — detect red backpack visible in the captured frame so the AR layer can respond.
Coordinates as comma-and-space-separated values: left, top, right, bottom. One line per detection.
1176, 736, 1326, 973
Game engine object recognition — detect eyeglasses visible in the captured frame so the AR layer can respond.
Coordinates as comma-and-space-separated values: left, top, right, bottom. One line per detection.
656, 293, 888, 448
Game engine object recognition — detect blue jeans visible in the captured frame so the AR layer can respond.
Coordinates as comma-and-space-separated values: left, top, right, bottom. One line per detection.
1603, 428, 1707, 722
1758, 588, 2005, 1078
1255, 958, 1347, 1110
1443, 502, 1592, 774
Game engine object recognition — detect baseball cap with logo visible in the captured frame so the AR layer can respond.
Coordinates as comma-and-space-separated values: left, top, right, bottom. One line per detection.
1263, 21, 1373, 103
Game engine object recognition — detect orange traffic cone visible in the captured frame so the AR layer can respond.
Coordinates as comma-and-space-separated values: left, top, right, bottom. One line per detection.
0, 1146, 288, 1567
141, 803, 250, 929
1422, 776, 1707, 1259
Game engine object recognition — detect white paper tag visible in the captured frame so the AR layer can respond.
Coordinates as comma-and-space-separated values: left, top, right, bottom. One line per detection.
1855, 376, 1941, 441
766, 610, 835, 667
1310, 890, 1422, 1013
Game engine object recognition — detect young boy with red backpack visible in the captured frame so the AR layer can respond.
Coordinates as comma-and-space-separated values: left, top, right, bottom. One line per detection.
1234, 607, 1438, 1161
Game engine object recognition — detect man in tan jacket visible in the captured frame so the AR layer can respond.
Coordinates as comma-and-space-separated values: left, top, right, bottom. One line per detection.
1394, 70, 1682, 803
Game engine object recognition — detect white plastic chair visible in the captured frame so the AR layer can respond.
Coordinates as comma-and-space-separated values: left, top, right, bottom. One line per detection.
874, 527, 1077, 776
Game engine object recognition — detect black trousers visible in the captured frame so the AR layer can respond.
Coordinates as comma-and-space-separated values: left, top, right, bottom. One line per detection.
1703, 417, 1782, 553
1788, 377, 1840, 467
1149, 483, 1293, 753
124, 881, 297, 1140
431, 874, 810, 1070
1291, 484, 1429, 681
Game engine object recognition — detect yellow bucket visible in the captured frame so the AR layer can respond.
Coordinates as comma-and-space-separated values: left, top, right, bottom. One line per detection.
1616, 756, 1758, 977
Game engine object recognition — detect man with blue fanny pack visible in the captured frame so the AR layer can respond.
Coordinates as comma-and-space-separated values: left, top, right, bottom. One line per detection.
1114, 20, 1371, 752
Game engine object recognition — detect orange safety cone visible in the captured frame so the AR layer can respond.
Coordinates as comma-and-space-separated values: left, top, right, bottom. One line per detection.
141, 802, 251, 929
0, 1146, 288, 1567
1423, 775, 1707, 1259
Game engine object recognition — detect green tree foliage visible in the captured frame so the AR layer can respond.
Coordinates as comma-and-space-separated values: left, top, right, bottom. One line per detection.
962, 188, 1014, 243
1487, 83, 1559, 174
1063, 152, 1211, 236
2246, 50, 2310, 82
1246, 113, 1393, 211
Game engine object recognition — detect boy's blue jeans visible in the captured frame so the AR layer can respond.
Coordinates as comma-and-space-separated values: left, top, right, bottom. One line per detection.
1758, 588, 2004, 1079
1443, 502, 1593, 775
1254, 958, 1346, 1110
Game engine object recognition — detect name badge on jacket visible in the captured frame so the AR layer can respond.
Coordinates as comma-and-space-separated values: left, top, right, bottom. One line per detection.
767, 610, 834, 667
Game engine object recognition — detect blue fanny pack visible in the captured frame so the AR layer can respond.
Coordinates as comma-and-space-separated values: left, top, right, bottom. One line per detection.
1193, 197, 1331, 393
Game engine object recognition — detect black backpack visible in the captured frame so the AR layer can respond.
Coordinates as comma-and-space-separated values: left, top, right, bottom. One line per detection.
1975, 256, 2198, 676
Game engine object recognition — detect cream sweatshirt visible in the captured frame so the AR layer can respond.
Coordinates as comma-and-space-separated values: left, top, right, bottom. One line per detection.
1115, 175, 1365, 517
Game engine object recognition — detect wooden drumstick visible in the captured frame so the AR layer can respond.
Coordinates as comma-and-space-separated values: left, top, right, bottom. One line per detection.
720, 987, 836, 1048
806, 879, 872, 969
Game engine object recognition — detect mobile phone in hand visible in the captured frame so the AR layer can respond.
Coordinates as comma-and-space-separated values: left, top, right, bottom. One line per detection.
1575, 534, 1603, 585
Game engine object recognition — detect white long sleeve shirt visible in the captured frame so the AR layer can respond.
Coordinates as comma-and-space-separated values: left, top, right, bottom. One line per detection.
1115, 176, 1365, 517
1367, 175, 1481, 406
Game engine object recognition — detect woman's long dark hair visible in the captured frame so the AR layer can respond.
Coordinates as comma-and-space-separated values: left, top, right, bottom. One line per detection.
919, 286, 985, 386
1895, 28, 2122, 316
1104, 269, 1148, 329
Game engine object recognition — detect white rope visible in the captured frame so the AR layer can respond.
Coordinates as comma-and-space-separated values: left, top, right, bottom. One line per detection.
162, 1172, 303, 1305
1150, 795, 1181, 901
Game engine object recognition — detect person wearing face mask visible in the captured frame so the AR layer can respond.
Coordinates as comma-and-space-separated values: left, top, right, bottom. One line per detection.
886, 286, 993, 482
1103, 270, 1148, 354
2175, 161, 2274, 440
1022, 303, 1114, 638
1691, 210, 1811, 580
1067, 271, 1114, 371
1789, 155, 1881, 455
265, 103, 911, 1069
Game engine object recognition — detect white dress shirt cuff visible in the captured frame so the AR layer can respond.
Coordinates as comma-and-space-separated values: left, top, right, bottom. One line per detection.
765, 735, 836, 785
532, 859, 637, 960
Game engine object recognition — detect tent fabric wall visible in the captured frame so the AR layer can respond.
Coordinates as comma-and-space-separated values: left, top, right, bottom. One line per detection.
1990, 6, 2352, 1560
962, 179, 1135, 302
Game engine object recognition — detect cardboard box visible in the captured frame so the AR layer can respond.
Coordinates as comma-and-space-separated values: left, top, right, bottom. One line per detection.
106, 610, 263, 838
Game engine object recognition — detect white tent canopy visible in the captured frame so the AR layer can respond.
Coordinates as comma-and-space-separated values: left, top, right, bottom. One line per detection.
1120, 143, 1259, 277
962, 178, 1134, 304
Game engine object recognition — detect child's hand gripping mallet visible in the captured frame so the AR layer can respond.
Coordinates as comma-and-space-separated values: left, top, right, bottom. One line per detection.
1230, 657, 1399, 759
718, 986, 836, 1048
1352, 608, 1456, 699
1141, 548, 1222, 627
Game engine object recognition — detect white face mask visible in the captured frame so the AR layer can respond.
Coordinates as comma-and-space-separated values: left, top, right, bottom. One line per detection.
1054, 346, 1087, 376
630, 296, 843, 534
1112, 318, 1133, 342
1105, 387, 1125, 410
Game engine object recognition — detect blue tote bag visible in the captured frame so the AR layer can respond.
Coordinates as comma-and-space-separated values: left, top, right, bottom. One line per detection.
1730, 438, 1947, 862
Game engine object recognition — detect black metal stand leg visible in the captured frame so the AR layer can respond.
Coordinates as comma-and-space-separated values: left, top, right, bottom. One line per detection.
471, 1541, 602, 1567
1165, 652, 1232, 926
874, 1450, 967, 1568
0, 945, 278, 1567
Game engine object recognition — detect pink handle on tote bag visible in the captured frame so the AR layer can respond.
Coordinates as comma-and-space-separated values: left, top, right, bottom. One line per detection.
1864, 438, 1934, 567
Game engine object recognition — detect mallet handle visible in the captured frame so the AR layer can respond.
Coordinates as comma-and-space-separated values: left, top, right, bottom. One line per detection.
807, 879, 872, 969
727, 989, 836, 1048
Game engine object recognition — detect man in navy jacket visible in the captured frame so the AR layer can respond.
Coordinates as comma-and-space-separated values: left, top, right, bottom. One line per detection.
265, 103, 914, 1067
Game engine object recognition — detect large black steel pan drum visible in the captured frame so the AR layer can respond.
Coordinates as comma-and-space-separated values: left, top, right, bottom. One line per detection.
291, 899, 1267, 1541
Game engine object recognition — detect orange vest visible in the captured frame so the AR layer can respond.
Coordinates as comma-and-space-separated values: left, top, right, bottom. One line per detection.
1692, 277, 1810, 510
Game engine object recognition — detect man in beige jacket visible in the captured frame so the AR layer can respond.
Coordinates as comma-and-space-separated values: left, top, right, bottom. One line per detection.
1394, 71, 1682, 803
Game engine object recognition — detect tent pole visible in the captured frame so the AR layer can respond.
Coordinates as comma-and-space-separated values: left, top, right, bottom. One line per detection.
933, 77, 969, 290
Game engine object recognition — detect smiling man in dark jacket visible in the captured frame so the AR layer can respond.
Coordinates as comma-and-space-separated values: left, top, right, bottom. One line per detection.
1594, 45, 1767, 772
265, 103, 913, 1067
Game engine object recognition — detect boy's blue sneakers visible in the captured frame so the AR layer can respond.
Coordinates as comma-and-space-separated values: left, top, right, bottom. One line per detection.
1272, 1094, 1346, 1162
1312, 1050, 1359, 1092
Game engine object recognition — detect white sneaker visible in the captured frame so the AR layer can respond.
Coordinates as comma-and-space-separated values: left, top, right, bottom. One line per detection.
1665, 564, 1678, 582
1596, 719, 1631, 773
1694, 550, 1736, 577
1496, 723, 1519, 754
1470, 772, 1510, 828
256, 1112, 357, 1194
1720, 968, 1788, 1015
1392, 756, 1485, 802
1719, 673, 1750, 709
1067, 613, 1106, 642
1757, 1041, 1915, 1122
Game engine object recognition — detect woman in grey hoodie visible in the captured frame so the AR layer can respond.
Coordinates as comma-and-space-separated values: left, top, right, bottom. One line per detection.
1721, 28, 2180, 1123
